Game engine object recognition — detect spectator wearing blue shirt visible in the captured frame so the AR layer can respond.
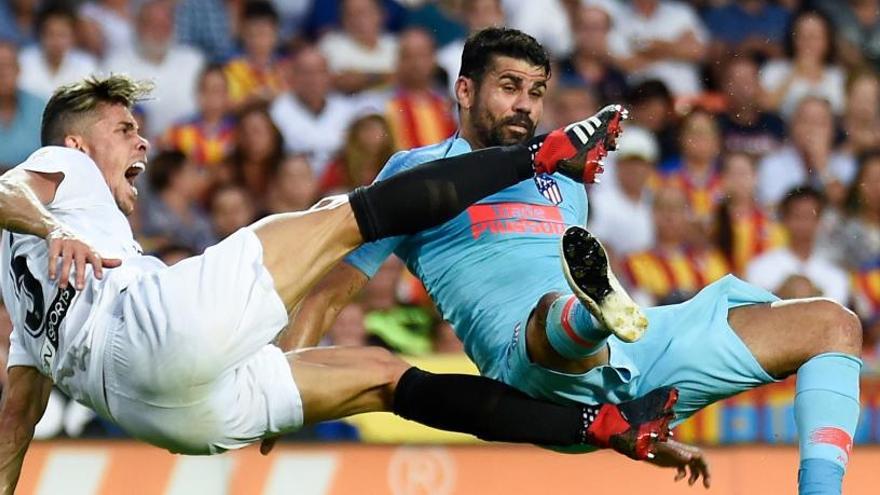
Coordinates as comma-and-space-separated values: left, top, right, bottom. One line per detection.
0, 0, 39, 47
0, 41, 44, 170
704, 0, 790, 61
717, 55, 786, 158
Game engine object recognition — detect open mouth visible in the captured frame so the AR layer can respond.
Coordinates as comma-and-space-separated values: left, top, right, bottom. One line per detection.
125, 161, 146, 192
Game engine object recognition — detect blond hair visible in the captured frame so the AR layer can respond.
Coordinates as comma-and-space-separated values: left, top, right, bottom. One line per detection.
41, 74, 153, 146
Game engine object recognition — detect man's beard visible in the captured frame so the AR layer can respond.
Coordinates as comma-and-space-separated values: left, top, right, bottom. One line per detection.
470, 101, 537, 148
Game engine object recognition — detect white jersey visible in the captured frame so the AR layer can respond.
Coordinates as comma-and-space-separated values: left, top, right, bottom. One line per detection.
0, 146, 164, 409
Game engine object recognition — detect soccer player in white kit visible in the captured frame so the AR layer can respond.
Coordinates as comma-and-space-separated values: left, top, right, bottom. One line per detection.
0, 75, 689, 492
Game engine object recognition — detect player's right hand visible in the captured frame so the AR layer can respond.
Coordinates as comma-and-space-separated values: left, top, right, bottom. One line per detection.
46, 227, 121, 290
645, 439, 711, 489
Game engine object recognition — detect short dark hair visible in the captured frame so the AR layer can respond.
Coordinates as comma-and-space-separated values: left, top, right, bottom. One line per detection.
242, 0, 279, 24
197, 62, 228, 90
779, 185, 826, 218
35, 2, 77, 36
41, 74, 153, 146
459, 27, 550, 85
147, 150, 188, 193
626, 79, 673, 107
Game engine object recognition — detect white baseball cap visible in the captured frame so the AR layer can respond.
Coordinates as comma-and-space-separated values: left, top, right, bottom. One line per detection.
615, 125, 659, 163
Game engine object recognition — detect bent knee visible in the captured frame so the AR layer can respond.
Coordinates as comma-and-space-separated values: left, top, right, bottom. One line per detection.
809, 299, 863, 357
531, 292, 565, 328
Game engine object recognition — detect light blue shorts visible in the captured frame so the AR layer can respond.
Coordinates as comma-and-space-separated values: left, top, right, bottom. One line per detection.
501, 274, 781, 427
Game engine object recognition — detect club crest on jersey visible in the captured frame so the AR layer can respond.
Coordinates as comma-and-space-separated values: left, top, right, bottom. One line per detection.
534, 174, 563, 205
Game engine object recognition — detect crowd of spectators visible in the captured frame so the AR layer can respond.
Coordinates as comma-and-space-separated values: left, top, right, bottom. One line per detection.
3, 0, 880, 437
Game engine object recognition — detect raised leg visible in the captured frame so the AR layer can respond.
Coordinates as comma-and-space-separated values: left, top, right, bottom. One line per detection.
729, 298, 862, 495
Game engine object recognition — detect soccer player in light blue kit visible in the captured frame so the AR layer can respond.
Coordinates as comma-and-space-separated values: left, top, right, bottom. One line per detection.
286, 28, 862, 494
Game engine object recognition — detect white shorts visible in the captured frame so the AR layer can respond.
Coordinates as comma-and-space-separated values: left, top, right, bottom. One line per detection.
100, 229, 302, 454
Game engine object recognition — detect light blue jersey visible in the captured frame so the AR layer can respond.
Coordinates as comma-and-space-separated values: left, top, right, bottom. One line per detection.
347, 136, 588, 379
349, 135, 778, 428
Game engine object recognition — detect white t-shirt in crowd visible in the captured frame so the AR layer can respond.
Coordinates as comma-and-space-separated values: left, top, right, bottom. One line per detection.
608, 0, 708, 96
103, 45, 205, 138
757, 145, 856, 207
318, 32, 398, 74
270, 92, 361, 176
79, 2, 135, 58
18, 47, 99, 99
745, 247, 850, 304
760, 61, 846, 118
587, 180, 655, 257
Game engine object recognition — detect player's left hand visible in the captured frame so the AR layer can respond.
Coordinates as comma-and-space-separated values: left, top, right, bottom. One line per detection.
46, 227, 122, 290
645, 439, 711, 489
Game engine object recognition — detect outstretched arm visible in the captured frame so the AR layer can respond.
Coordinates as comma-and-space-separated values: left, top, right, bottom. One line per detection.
0, 170, 120, 289
0, 366, 53, 495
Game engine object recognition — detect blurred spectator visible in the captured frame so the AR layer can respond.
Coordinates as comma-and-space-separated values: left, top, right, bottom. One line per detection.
841, 70, 880, 158
224, 0, 285, 107
622, 187, 729, 306
300, 0, 407, 40
774, 273, 823, 299
210, 184, 256, 239
703, 0, 789, 61
610, 0, 708, 97
433, 321, 464, 354
850, 258, 880, 355
78, 0, 135, 59
717, 55, 786, 158
382, 28, 455, 150
174, 0, 234, 61
224, 103, 286, 201
161, 64, 236, 170
320, 113, 394, 195
436, 0, 505, 96
401, 0, 467, 48
18, 3, 98, 99
327, 303, 368, 346
627, 79, 678, 163
318, 0, 398, 94
270, 45, 358, 176
659, 108, 723, 226
557, 3, 629, 105
270, 0, 314, 41
758, 96, 856, 208
746, 186, 850, 303
104, 0, 205, 139
504, 0, 573, 57
362, 257, 435, 356
0, 0, 39, 46
152, 243, 196, 266
588, 126, 658, 257
828, 150, 880, 269
264, 153, 318, 214
760, 9, 845, 118
0, 41, 44, 170
542, 83, 599, 131
140, 150, 217, 253
712, 151, 785, 276
815, 0, 880, 71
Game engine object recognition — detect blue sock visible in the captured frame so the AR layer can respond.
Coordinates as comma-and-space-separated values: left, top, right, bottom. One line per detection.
545, 295, 608, 359
795, 352, 862, 495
